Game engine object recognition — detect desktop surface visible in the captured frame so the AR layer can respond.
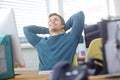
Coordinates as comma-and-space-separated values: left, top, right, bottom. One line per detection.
9, 70, 48, 80
8, 70, 120, 80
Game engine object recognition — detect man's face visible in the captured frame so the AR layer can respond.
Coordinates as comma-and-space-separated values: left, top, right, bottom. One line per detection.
48, 15, 64, 32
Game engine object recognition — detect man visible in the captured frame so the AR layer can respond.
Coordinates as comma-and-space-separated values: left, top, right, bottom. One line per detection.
23, 11, 85, 70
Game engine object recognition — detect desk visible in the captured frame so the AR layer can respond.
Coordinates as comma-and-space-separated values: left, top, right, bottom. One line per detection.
9, 70, 120, 80
9, 70, 48, 80
77, 57, 85, 61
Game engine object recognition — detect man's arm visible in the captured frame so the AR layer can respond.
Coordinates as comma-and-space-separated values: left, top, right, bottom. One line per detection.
23, 25, 49, 46
64, 11, 85, 38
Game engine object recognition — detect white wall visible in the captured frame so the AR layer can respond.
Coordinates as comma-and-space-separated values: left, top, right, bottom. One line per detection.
15, 45, 39, 70
107, 0, 120, 17
114, 0, 120, 16
21, 48, 39, 70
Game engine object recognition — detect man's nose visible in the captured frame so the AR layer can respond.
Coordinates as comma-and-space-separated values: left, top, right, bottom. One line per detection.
51, 21, 54, 24
51, 19, 55, 23
49, 21, 54, 25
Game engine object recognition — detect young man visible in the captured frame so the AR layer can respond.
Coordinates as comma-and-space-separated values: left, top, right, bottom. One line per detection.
23, 11, 85, 70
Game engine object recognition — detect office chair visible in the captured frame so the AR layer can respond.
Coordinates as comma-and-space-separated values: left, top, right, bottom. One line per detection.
72, 55, 78, 66
85, 38, 103, 74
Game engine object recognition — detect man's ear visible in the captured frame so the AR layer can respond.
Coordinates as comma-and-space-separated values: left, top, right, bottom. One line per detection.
61, 25, 65, 33
61, 29, 65, 33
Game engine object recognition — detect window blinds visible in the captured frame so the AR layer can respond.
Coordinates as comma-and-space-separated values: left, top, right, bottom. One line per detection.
0, 0, 108, 37
0, 0, 48, 37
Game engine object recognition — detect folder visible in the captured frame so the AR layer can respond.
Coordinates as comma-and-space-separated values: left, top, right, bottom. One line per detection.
0, 35, 14, 79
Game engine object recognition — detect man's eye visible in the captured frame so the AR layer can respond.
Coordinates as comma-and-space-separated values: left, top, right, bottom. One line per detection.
49, 20, 51, 22
54, 18, 58, 21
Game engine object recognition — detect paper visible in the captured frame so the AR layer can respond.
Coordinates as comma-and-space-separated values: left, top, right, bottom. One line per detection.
0, 46, 7, 74
38, 70, 53, 75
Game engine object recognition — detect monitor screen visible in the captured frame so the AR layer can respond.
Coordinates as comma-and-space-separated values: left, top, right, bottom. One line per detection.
0, 8, 25, 67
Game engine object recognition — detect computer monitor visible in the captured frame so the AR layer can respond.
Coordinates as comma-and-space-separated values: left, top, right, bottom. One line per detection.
0, 8, 25, 67
100, 19, 120, 75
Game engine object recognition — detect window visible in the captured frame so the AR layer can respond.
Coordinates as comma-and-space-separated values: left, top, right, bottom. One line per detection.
63, 0, 108, 24
0, 0, 108, 37
0, 0, 48, 37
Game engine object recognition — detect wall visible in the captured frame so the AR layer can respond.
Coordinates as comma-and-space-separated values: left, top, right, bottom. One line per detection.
114, 0, 120, 16
15, 43, 39, 70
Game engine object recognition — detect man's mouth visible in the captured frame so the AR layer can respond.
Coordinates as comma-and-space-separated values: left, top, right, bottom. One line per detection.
50, 23, 57, 27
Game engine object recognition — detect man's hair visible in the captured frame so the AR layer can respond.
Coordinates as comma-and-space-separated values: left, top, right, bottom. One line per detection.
49, 13, 65, 25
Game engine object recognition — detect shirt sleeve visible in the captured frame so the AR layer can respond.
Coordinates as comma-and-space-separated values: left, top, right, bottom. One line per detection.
64, 11, 85, 39
23, 25, 49, 46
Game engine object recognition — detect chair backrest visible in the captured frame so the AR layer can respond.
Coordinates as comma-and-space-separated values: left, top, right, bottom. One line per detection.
85, 38, 103, 66
72, 55, 78, 66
